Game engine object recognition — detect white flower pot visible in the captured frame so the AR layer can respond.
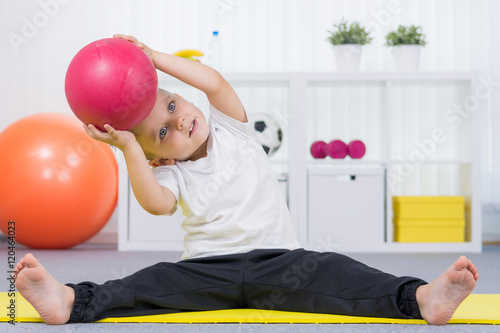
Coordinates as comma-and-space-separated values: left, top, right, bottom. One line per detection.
334, 44, 362, 72
391, 45, 422, 71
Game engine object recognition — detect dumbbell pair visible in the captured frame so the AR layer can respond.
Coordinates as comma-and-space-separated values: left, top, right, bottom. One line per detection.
311, 140, 366, 159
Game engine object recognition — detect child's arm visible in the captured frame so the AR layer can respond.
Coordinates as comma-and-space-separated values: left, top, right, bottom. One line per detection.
84, 124, 176, 216
114, 34, 247, 123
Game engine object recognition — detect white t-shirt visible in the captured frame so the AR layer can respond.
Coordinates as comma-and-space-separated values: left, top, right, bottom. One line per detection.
154, 105, 301, 260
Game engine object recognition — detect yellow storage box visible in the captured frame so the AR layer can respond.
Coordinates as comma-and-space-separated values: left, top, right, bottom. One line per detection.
393, 196, 465, 219
394, 218, 465, 242
393, 196, 465, 243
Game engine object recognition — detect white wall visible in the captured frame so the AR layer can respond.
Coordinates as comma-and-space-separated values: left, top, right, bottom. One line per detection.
1, 0, 498, 241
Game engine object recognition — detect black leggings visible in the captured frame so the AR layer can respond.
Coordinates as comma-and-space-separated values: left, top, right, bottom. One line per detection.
67, 248, 426, 323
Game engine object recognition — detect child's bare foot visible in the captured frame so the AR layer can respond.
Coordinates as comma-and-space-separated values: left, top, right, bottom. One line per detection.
416, 256, 479, 325
14, 253, 75, 325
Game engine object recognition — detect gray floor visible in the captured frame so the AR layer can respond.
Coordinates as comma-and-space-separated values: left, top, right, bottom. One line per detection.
1, 243, 499, 332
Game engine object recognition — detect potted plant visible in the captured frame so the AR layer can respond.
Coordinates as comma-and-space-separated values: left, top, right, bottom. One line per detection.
326, 18, 372, 71
385, 25, 427, 71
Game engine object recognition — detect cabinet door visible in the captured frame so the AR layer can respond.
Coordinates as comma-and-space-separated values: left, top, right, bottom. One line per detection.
128, 183, 185, 244
127, 176, 289, 246
307, 171, 385, 245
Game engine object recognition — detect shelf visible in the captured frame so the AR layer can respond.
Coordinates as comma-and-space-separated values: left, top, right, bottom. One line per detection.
157, 71, 479, 82
306, 241, 481, 253
119, 71, 482, 253
306, 159, 472, 166
307, 159, 386, 166
158, 71, 292, 82
389, 159, 472, 164
302, 71, 478, 82
298, 71, 480, 253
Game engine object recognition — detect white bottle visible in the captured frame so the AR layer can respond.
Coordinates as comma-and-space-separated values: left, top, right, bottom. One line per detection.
207, 31, 222, 71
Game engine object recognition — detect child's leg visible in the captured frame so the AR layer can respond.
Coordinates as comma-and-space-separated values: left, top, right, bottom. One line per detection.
244, 249, 425, 318
244, 249, 477, 325
66, 254, 245, 322
16, 252, 247, 324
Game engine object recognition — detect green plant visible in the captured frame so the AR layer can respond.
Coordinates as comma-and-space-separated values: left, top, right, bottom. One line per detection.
326, 18, 372, 46
385, 25, 427, 46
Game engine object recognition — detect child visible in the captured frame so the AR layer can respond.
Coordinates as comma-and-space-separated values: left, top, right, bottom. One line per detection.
14, 34, 479, 326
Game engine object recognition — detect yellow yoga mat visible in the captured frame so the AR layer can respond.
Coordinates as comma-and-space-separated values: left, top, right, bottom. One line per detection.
0, 293, 498, 324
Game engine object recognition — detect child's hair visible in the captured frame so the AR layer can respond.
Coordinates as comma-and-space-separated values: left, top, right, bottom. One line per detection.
158, 87, 172, 96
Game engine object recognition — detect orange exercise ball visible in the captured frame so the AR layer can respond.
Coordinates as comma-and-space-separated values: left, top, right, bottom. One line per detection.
0, 113, 118, 249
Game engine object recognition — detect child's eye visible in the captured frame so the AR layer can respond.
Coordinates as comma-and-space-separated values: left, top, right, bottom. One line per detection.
168, 102, 175, 113
160, 127, 167, 139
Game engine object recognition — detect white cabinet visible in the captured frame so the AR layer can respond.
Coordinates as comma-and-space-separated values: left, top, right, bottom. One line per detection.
119, 167, 290, 251
307, 168, 385, 247
118, 169, 185, 251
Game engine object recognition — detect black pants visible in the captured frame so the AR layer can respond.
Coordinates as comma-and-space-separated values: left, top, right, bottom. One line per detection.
67, 249, 426, 323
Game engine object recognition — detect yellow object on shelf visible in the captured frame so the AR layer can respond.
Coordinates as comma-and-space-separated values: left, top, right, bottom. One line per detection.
173, 49, 203, 61
394, 218, 465, 242
393, 196, 465, 219
393, 196, 465, 243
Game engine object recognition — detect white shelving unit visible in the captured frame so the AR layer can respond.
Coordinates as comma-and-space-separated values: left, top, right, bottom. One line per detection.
118, 72, 482, 253
295, 71, 481, 253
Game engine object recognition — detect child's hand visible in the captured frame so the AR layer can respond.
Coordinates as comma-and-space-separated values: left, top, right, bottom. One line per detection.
113, 34, 155, 64
84, 123, 138, 152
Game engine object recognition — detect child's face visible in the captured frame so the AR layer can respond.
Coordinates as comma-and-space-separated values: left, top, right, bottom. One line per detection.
131, 91, 209, 166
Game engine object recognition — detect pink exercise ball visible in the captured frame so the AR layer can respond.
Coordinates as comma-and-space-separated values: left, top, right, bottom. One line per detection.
65, 38, 158, 131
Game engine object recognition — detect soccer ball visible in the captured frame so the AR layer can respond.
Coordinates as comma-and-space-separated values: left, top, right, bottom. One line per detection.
249, 113, 283, 157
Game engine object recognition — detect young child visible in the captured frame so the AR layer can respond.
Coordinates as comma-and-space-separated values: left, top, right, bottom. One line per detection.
14, 34, 479, 326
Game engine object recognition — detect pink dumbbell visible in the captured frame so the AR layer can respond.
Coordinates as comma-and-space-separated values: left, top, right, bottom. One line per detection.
327, 140, 348, 159
311, 140, 348, 159
310, 141, 328, 159
347, 140, 366, 159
